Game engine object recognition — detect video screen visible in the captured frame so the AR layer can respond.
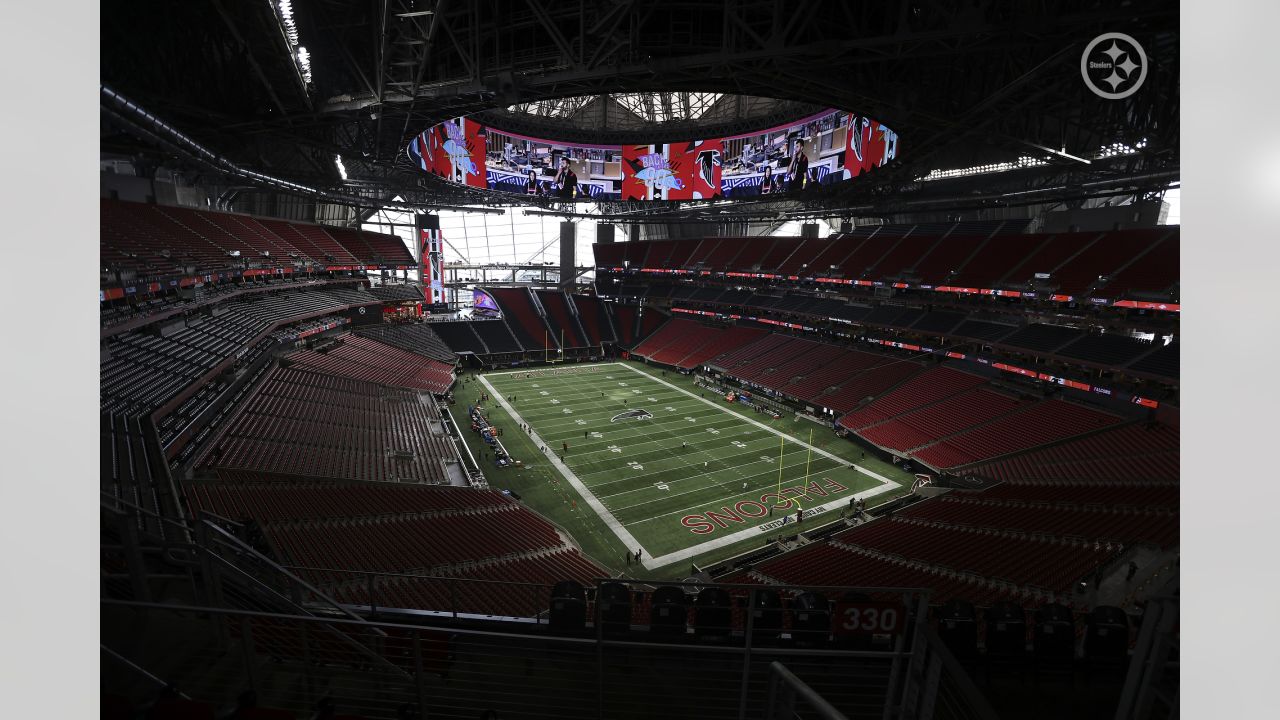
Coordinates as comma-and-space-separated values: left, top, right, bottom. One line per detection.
472, 288, 501, 316
406, 109, 897, 201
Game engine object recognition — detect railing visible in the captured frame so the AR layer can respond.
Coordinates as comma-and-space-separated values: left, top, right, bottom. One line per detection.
102, 495, 1003, 719
766, 661, 850, 720
1114, 590, 1179, 720
102, 596, 926, 720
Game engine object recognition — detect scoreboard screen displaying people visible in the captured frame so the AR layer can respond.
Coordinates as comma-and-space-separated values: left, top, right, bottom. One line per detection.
406, 109, 898, 202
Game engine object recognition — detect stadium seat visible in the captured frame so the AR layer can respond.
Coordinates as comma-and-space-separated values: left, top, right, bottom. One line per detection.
936, 598, 979, 663
597, 582, 632, 634
1033, 603, 1077, 668
692, 587, 733, 641
1084, 605, 1131, 667
791, 592, 832, 646
649, 586, 690, 637
549, 580, 587, 632
747, 588, 784, 642
984, 601, 1028, 660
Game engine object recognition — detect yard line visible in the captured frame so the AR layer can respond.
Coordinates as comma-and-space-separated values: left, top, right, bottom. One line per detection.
618, 362, 901, 488
543, 421, 797, 461
587, 451, 833, 500
506, 404, 733, 432
604, 458, 854, 516
582, 445, 834, 488
623, 476, 874, 527
476, 373, 650, 565
479, 362, 901, 570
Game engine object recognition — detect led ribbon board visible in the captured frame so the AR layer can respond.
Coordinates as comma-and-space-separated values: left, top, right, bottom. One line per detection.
407, 109, 898, 202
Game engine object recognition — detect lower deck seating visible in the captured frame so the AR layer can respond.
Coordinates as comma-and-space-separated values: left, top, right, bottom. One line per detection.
473, 320, 525, 353
749, 542, 1015, 607
285, 334, 454, 394
101, 286, 377, 416
997, 323, 1083, 354
571, 294, 616, 345
632, 319, 765, 369
725, 472, 1175, 607
951, 483, 1178, 509
429, 322, 490, 354
900, 495, 1178, 549
489, 288, 554, 349
333, 549, 606, 618
811, 360, 925, 414
355, 322, 456, 363
833, 517, 1117, 592
679, 325, 769, 369
187, 477, 511, 523
857, 388, 1027, 453
1126, 342, 1179, 379
839, 366, 989, 430
963, 422, 1179, 484
536, 290, 589, 348
204, 366, 457, 484
267, 507, 564, 581
700, 330, 926, 413
912, 399, 1122, 470
1057, 333, 1156, 366
187, 478, 607, 617
612, 305, 639, 345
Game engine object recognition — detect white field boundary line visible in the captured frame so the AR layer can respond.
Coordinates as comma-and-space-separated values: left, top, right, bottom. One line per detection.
619, 363, 901, 488
624, 478, 895, 528
483, 362, 903, 570
476, 373, 650, 566
483, 363, 620, 378
643, 483, 900, 569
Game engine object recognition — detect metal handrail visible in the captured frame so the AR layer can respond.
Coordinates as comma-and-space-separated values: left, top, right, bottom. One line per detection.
101, 644, 189, 699
767, 661, 849, 720
280, 567, 933, 596
100, 490, 193, 535
197, 519, 383, 629
920, 625, 1001, 720
102, 597, 925, 658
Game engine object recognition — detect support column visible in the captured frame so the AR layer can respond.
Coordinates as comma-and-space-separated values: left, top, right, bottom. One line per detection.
415, 214, 444, 308
560, 221, 576, 289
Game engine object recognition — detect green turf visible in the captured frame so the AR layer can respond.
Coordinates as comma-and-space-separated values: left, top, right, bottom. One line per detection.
458, 360, 913, 576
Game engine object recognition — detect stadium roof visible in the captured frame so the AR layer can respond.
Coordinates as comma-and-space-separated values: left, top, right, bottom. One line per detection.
100, 0, 1179, 218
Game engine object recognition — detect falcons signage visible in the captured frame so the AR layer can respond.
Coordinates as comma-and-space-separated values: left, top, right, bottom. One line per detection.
417, 221, 446, 308
680, 477, 848, 535
621, 139, 724, 201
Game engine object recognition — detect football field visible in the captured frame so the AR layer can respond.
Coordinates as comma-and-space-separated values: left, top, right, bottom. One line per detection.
479, 362, 904, 570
